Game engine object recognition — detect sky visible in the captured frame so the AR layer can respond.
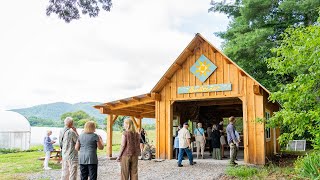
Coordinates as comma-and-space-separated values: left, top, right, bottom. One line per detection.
0, 0, 229, 110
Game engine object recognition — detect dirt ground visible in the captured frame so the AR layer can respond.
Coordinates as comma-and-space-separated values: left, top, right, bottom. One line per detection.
28, 155, 244, 180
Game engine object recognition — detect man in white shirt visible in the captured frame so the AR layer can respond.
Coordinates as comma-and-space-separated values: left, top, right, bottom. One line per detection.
177, 122, 196, 167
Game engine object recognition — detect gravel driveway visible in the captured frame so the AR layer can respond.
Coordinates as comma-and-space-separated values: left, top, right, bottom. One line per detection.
28, 156, 239, 180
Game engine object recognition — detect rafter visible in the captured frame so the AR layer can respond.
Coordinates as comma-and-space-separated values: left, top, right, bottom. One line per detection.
131, 97, 140, 102
135, 104, 155, 111
118, 100, 127, 105
173, 63, 182, 69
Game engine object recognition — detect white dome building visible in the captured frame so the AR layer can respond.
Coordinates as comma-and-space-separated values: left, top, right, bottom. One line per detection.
0, 111, 31, 150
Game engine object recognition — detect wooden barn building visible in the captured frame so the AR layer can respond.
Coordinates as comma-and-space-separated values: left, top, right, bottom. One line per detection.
94, 33, 280, 165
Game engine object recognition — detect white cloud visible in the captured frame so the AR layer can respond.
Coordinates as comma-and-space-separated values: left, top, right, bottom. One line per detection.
0, 0, 229, 110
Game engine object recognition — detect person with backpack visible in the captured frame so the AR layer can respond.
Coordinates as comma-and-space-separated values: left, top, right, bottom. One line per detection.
194, 122, 206, 159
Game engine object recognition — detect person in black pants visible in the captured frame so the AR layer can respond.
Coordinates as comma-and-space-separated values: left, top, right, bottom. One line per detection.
174, 126, 181, 159
75, 121, 104, 180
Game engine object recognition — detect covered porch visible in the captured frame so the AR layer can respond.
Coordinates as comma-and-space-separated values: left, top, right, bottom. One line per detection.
94, 93, 160, 157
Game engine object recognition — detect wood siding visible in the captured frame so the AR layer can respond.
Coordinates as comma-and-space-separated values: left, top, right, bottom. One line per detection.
154, 41, 276, 164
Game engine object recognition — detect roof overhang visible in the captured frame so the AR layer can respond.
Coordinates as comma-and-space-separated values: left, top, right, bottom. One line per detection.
93, 93, 160, 118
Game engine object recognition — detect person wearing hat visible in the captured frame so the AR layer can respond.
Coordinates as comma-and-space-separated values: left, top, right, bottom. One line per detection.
177, 122, 196, 167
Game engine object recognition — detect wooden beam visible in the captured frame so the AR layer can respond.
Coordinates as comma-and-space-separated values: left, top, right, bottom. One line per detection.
131, 97, 140, 102
143, 103, 156, 107
171, 95, 242, 102
101, 108, 142, 116
111, 98, 157, 110
173, 63, 182, 69
135, 104, 155, 111
99, 107, 104, 114
151, 93, 161, 101
106, 114, 113, 158
118, 100, 127, 105
141, 110, 155, 115
112, 115, 118, 123
131, 116, 139, 130
163, 77, 170, 83
253, 85, 262, 95
240, 71, 246, 77
137, 117, 142, 129
225, 59, 232, 64
185, 48, 193, 56
106, 103, 115, 107
141, 114, 155, 118
210, 46, 217, 53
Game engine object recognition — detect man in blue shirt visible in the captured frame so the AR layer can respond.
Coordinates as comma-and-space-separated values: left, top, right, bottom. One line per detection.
226, 116, 239, 165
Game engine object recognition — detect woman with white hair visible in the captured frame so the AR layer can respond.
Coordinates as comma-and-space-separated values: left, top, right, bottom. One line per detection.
43, 130, 56, 170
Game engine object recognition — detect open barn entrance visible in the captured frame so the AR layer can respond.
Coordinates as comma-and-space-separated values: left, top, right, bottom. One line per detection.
172, 97, 244, 161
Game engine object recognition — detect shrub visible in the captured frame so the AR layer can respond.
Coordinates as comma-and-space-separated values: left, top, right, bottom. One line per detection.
294, 151, 320, 179
226, 165, 258, 178
0, 148, 21, 154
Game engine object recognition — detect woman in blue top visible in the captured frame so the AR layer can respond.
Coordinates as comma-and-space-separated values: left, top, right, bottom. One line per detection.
174, 125, 181, 160
193, 123, 206, 159
43, 130, 55, 170
75, 121, 104, 180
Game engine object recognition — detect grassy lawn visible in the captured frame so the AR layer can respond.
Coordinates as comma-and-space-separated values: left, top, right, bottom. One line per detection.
0, 130, 156, 179
0, 147, 60, 179
225, 164, 295, 179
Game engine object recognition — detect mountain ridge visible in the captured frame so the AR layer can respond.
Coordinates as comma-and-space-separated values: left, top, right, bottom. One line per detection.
11, 102, 155, 125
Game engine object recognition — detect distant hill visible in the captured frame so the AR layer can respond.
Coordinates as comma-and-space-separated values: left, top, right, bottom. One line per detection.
11, 102, 155, 125
11, 102, 105, 121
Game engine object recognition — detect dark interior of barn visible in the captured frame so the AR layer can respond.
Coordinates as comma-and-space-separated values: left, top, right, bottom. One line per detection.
173, 98, 244, 160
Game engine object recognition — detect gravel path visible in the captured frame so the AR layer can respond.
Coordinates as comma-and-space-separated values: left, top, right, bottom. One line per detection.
29, 156, 241, 180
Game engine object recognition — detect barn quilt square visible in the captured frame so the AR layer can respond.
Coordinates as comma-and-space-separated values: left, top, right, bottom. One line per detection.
190, 54, 216, 83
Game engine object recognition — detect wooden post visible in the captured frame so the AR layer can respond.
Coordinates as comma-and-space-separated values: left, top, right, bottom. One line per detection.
137, 117, 142, 129
106, 114, 113, 158
131, 116, 139, 130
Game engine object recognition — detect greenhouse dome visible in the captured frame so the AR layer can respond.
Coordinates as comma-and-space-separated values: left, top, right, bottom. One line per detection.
0, 110, 31, 150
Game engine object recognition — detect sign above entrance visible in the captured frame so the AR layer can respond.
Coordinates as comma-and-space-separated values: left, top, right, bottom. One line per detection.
190, 54, 217, 83
177, 83, 232, 94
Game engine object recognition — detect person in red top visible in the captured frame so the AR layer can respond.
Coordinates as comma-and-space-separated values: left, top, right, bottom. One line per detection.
117, 118, 140, 180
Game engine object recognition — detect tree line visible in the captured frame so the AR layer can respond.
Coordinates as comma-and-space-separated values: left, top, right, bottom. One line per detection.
210, 0, 320, 149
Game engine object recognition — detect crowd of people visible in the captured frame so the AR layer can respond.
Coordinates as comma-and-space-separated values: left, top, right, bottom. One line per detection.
174, 116, 241, 166
43, 117, 142, 180
43, 116, 240, 179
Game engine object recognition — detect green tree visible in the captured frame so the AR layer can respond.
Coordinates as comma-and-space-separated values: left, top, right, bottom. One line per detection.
46, 0, 112, 23
266, 19, 320, 149
112, 116, 128, 131
28, 116, 63, 127
209, 0, 320, 91
61, 110, 97, 128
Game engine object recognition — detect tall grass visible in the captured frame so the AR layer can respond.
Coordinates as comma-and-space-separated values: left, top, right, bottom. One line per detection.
295, 151, 320, 179
226, 166, 258, 178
